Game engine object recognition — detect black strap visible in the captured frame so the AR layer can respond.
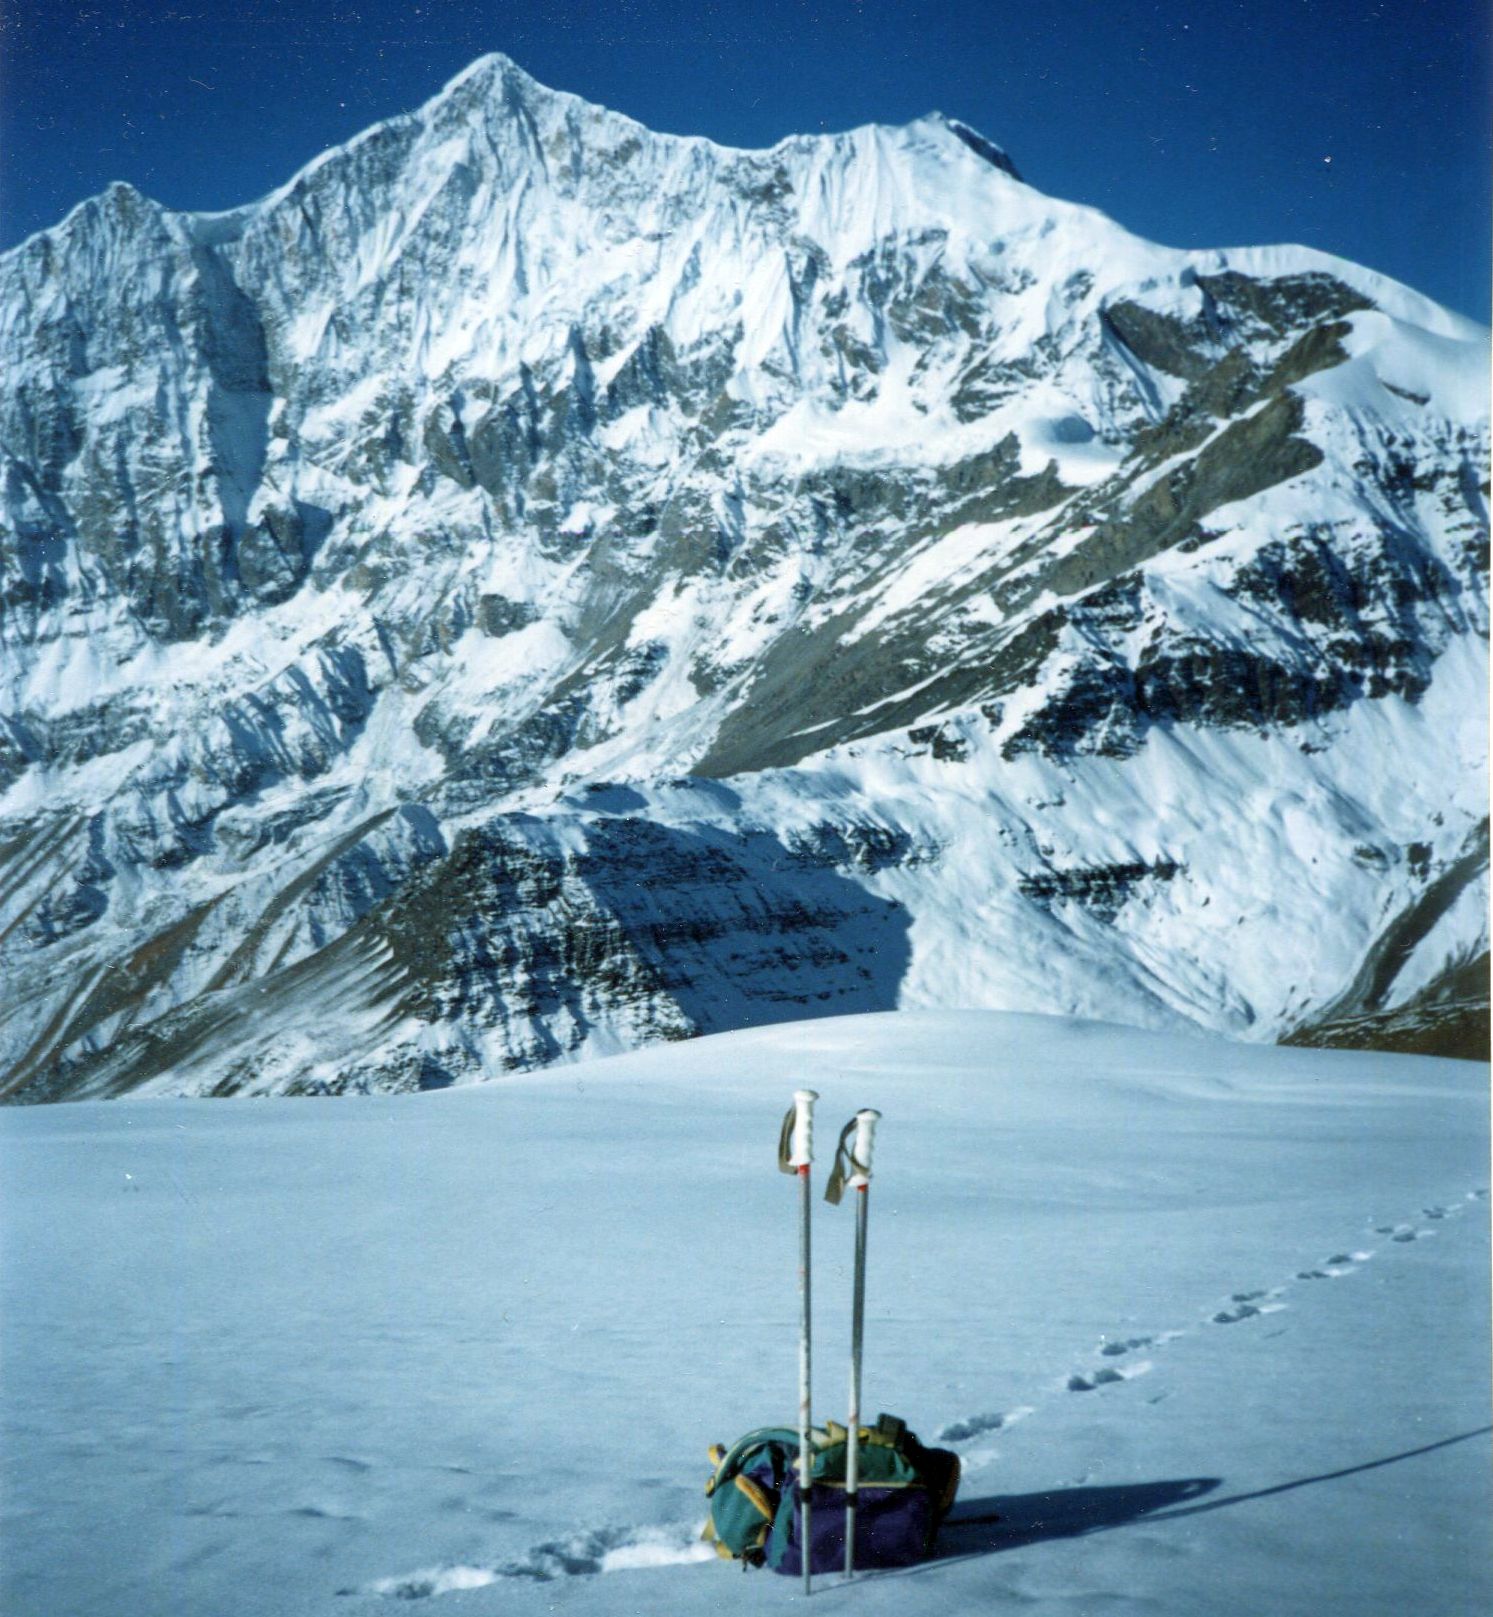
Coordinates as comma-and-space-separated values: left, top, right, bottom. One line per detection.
824, 1118, 864, 1204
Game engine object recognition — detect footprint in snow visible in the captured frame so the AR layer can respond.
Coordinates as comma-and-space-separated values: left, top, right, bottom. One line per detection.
1069, 1369, 1124, 1392
1211, 1290, 1286, 1325
937, 1405, 1034, 1443
1099, 1334, 1154, 1358
353, 1523, 716, 1598
1375, 1224, 1435, 1243
938, 1411, 1005, 1441
1068, 1362, 1152, 1392
1297, 1251, 1370, 1280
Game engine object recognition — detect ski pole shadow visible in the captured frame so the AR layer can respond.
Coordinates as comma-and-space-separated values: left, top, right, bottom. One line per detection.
1143, 1425, 1493, 1522
937, 1476, 1219, 1559
925, 1425, 1493, 1570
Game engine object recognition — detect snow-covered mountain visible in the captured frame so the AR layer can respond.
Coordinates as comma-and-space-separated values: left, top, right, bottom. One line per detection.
1, 53, 1487, 1099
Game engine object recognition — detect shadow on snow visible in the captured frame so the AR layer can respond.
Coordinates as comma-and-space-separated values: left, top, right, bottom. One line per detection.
926, 1426, 1492, 1567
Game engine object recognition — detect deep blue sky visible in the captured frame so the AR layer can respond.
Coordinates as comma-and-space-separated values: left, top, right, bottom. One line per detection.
2, 0, 1488, 319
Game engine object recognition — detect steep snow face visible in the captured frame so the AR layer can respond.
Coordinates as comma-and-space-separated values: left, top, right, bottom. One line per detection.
0, 54, 1487, 1098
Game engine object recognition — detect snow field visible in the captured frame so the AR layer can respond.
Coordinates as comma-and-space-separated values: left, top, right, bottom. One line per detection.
0, 1009, 1487, 1616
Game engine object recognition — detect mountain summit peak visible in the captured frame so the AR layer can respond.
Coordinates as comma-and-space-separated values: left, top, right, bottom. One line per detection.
428, 48, 561, 106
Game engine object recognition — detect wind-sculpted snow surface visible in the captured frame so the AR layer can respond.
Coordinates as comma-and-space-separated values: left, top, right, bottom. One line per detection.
0, 53, 1487, 1096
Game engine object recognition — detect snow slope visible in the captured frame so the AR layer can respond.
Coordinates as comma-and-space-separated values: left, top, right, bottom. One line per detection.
2, 1011, 1487, 1615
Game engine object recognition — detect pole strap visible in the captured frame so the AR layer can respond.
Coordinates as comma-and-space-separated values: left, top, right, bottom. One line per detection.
823, 1119, 856, 1203
777, 1105, 797, 1173
824, 1109, 879, 1203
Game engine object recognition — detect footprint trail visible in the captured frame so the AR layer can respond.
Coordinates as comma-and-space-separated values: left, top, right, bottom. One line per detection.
352, 1523, 716, 1599
932, 1184, 1487, 1459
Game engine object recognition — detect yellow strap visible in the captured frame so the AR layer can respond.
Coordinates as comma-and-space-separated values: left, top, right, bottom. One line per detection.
733, 1473, 776, 1521
708, 1443, 726, 1466
777, 1105, 797, 1173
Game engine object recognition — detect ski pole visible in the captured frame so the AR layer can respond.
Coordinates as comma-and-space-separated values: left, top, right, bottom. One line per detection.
779, 1088, 819, 1594
826, 1108, 880, 1580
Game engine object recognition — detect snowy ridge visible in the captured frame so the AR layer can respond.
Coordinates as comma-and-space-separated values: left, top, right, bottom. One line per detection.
0, 54, 1487, 1097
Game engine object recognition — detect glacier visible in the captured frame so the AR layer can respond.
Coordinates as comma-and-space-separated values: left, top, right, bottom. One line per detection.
0, 52, 1487, 1097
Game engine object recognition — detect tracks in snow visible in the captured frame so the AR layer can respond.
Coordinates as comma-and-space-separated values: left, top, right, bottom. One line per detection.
356, 1185, 1487, 1598
347, 1524, 716, 1599
938, 1185, 1488, 1464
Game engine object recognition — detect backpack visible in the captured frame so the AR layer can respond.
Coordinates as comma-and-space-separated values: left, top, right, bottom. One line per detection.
703, 1413, 960, 1575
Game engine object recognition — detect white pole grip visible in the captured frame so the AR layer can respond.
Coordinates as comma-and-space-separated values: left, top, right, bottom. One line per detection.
847, 1108, 880, 1189
789, 1089, 818, 1168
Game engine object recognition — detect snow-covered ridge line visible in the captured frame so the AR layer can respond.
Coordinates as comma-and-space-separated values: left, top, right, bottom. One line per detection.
1, 52, 1021, 266
3, 47, 1475, 366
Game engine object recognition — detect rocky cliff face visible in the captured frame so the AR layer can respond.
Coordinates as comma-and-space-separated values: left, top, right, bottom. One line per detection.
1, 54, 1487, 1098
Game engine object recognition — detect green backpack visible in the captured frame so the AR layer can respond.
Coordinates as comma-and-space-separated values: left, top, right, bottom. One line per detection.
703, 1414, 959, 1574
